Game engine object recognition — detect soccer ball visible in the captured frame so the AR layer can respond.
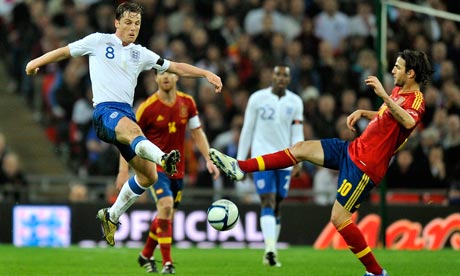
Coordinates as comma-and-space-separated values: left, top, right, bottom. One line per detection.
207, 199, 239, 231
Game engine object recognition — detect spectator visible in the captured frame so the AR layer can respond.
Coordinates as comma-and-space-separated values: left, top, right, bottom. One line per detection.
444, 115, 460, 180
427, 146, 447, 188
387, 149, 418, 189
348, 0, 376, 41
443, 114, 460, 148
295, 17, 320, 59
316, 40, 336, 92
312, 167, 338, 205
442, 82, 460, 116
167, 0, 195, 36
311, 94, 337, 139
218, 14, 243, 48
421, 85, 442, 128
0, 133, 8, 165
244, 0, 285, 36
429, 107, 448, 141
70, 85, 93, 173
0, 152, 28, 203
447, 167, 460, 205
411, 127, 441, 189
68, 182, 89, 203
339, 89, 357, 116
431, 41, 448, 88
314, 0, 350, 54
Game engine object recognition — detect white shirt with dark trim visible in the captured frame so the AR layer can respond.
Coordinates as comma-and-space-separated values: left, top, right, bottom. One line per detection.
68, 33, 170, 106
237, 87, 304, 168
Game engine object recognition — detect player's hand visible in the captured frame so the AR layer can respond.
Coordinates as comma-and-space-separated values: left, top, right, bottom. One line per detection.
365, 76, 387, 99
346, 110, 362, 132
206, 159, 221, 180
206, 72, 223, 93
25, 62, 39, 75
291, 163, 302, 177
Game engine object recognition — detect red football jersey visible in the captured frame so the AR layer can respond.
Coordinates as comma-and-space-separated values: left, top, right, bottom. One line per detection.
348, 87, 425, 184
136, 91, 199, 179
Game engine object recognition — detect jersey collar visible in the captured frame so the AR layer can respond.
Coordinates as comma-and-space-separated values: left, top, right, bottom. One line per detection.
111, 33, 134, 48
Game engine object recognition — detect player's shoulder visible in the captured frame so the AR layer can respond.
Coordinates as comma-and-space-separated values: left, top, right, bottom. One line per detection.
177, 90, 196, 102
91, 32, 114, 41
286, 89, 302, 98
176, 90, 193, 99
140, 93, 160, 108
251, 87, 271, 98
286, 90, 303, 103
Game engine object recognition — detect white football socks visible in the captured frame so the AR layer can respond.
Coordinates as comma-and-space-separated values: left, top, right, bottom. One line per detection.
275, 222, 281, 243
260, 215, 277, 253
134, 139, 165, 165
109, 176, 146, 223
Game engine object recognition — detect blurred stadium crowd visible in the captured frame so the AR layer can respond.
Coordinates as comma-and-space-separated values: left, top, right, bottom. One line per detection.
1, 0, 460, 205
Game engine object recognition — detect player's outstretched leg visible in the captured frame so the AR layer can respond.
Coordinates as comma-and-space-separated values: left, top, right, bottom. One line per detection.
161, 150, 180, 175
209, 148, 244, 181
96, 208, 120, 246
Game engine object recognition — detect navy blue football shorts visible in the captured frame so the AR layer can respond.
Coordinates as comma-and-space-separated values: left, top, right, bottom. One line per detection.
92, 102, 137, 161
321, 138, 376, 212
147, 172, 184, 209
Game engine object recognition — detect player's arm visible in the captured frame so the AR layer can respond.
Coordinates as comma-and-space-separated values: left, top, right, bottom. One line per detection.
115, 154, 131, 191
190, 122, 220, 180
381, 96, 416, 129
291, 98, 305, 176
365, 75, 416, 129
236, 96, 257, 160
167, 62, 222, 93
346, 109, 378, 132
25, 46, 71, 75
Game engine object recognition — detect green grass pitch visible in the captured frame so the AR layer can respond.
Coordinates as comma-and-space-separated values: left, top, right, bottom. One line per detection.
0, 245, 458, 275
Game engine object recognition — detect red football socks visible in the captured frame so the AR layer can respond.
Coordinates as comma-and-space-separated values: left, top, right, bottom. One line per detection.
142, 217, 159, 259
337, 220, 383, 275
157, 218, 173, 265
238, 149, 298, 172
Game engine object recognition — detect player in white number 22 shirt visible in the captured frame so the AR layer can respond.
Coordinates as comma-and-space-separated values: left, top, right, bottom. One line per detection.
236, 65, 304, 267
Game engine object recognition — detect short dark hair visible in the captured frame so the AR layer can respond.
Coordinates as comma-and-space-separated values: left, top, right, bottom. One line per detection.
398, 49, 434, 86
115, 1, 144, 21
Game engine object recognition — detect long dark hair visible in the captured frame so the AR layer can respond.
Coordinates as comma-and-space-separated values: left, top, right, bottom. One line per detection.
398, 50, 434, 86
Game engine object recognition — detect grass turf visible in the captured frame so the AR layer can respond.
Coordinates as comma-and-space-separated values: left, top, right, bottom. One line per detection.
0, 245, 458, 275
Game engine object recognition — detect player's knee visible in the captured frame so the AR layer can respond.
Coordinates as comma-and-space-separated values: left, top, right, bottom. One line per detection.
260, 196, 275, 209
137, 171, 158, 187
330, 214, 341, 228
115, 118, 143, 144
158, 198, 174, 218
330, 211, 351, 228
162, 205, 173, 217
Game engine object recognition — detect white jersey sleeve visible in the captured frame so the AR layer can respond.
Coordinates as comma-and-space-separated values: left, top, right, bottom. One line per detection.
139, 46, 170, 73
237, 93, 258, 160
69, 33, 100, 57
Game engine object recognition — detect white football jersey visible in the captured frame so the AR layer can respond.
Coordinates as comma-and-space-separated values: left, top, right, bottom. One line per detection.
237, 87, 304, 165
68, 33, 170, 106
